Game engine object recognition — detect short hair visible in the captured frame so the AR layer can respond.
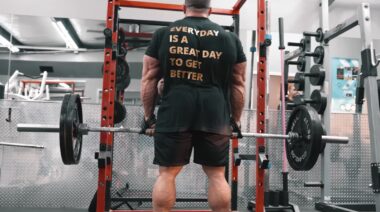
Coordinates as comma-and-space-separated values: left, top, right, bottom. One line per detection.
185, 0, 211, 9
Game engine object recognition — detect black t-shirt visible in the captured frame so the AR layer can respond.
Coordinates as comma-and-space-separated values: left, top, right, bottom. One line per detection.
146, 16, 246, 135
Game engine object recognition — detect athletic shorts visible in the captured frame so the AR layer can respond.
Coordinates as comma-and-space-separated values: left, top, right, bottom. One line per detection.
153, 131, 230, 167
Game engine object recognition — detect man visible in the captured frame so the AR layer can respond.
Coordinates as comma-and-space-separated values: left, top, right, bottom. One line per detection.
140, 0, 247, 211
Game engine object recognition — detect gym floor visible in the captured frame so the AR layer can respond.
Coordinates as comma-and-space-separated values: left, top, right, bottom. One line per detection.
0, 208, 319, 212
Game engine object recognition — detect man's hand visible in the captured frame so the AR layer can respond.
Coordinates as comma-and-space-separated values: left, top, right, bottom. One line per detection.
230, 118, 243, 139
140, 115, 157, 137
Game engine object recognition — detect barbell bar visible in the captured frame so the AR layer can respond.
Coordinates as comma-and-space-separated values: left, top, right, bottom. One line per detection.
17, 124, 348, 145
0, 141, 44, 149
16, 94, 350, 170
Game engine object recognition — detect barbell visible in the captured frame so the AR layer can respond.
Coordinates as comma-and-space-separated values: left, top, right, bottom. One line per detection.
0, 142, 44, 149
16, 94, 349, 171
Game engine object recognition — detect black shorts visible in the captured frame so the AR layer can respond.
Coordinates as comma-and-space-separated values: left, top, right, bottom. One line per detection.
153, 131, 230, 167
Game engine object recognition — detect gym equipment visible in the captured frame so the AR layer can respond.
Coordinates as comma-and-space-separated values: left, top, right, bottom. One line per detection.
102, 59, 131, 91
287, 56, 306, 72
116, 59, 131, 91
0, 84, 4, 99
287, 90, 327, 114
286, 106, 323, 170
288, 38, 307, 51
17, 94, 349, 170
0, 142, 44, 149
288, 66, 325, 91
304, 28, 324, 43
309, 64, 326, 86
304, 46, 325, 65
114, 101, 127, 124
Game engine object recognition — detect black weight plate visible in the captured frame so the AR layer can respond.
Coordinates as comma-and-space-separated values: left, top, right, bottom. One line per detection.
310, 65, 325, 86
310, 90, 327, 114
294, 73, 305, 91
292, 95, 304, 106
114, 101, 127, 124
59, 94, 83, 165
297, 56, 306, 72
286, 106, 323, 171
299, 38, 306, 51
116, 59, 131, 90
60, 94, 71, 165
316, 28, 324, 43
313, 46, 325, 65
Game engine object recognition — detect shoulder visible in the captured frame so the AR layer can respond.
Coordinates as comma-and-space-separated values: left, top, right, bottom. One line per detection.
153, 27, 169, 37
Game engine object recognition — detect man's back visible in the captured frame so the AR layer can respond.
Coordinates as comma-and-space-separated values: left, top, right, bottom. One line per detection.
146, 17, 246, 135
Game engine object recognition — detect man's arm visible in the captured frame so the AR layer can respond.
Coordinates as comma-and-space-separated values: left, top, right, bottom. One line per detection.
230, 62, 247, 123
141, 55, 161, 120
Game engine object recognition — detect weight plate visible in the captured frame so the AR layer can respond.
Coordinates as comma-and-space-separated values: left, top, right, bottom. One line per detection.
59, 95, 71, 165
299, 38, 306, 51
116, 59, 131, 91
294, 73, 305, 91
310, 90, 327, 114
310, 65, 325, 86
313, 46, 325, 65
59, 94, 83, 165
292, 95, 304, 106
114, 101, 127, 124
297, 56, 306, 72
316, 28, 324, 43
286, 106, 323, 171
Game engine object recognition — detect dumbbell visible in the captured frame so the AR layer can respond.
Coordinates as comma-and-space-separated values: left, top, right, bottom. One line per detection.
304, 46, 324, 65
287, 56, 306, 72
288, 65, 325, 91
304, 28, 324, 43
287, 90, 327, 114
288, 38, 307, 51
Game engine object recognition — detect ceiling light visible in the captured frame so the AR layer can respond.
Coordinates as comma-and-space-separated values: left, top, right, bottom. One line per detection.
0, 34, 19, 53
51, 20, 79, 50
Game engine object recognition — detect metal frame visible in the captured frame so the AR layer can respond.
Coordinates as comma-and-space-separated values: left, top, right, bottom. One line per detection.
315, 3, 380, 212
255, 0, 268, 211
97, 1, 247, 212
319, 0, 332, 204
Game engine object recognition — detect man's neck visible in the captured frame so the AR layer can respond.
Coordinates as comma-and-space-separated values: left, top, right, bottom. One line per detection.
185, 11, 209, 18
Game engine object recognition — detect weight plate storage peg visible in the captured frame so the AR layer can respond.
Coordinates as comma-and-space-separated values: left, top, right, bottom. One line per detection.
286, 105, 324, 171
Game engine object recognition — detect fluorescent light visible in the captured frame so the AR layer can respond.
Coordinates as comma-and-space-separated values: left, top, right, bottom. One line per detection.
51, 20, 79, 50
0, 34, 19, 53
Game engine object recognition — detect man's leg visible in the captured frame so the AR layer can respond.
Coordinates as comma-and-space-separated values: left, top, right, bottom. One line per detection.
202, 166, 231, 212
153, 166, 183, 212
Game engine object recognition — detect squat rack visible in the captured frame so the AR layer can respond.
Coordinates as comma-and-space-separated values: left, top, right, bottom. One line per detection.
97, 1, 247, 212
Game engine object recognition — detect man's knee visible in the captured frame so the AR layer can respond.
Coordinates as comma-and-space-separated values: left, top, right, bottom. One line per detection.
202, 165, 225, 179
158, 166, 183, 179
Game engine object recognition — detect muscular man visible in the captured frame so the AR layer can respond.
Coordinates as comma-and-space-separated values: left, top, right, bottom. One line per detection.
140, 0, 247, 211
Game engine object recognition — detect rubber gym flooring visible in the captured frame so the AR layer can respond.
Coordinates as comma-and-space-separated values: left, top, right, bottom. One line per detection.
0, 208, 319, 212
